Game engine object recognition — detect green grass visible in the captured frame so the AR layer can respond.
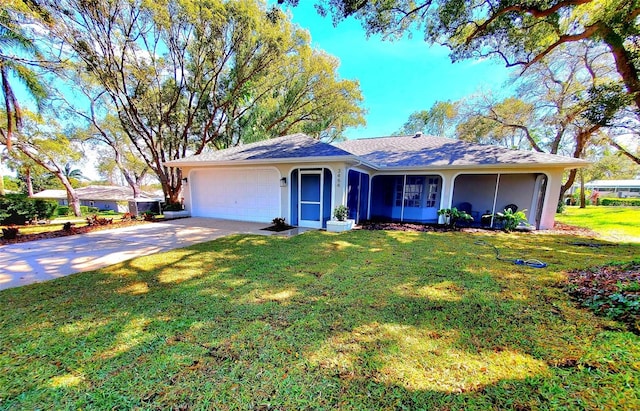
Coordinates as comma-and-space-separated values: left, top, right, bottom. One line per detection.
556, 206, 640, 242
1, 230, 639, 409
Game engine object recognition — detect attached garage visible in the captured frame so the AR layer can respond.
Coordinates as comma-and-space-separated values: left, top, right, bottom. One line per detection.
189, 167, 281, 223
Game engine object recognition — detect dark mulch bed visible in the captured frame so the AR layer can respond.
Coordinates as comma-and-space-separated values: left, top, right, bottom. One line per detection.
566, 262, 640, 334
360, 220, 600, 236
261, 224, 296, 232
0, 220, 149, 245
360, 221, 456, 232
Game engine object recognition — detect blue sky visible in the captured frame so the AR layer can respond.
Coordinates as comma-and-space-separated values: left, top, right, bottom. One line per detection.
281, 2, 513, 139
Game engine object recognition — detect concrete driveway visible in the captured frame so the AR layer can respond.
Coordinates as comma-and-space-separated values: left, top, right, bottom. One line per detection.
0, 218, 295, 291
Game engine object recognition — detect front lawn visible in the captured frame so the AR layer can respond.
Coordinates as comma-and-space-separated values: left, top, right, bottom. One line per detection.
556, 206, 640, 242
1, 230, 639, 409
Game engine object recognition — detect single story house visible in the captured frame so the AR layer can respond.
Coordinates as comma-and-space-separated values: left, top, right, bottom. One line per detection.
32, 185, 162, 213
165, 133, 587, 230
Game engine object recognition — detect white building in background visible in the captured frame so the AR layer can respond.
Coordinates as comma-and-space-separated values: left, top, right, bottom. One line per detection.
584, 180, 640, 198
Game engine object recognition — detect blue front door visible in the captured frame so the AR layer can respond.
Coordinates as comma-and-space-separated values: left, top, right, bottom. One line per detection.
299, 171, 323, 228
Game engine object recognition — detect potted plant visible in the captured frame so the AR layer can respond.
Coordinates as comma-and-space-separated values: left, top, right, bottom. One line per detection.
437, 207, 474, 229
495, 208, 530, 232
326, 205, 353, 232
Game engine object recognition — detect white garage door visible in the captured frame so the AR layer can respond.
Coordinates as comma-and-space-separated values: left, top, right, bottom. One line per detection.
190, 168, 281, 223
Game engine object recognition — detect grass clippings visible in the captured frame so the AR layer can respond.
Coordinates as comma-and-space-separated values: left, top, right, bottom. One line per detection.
567, 262, 640, 334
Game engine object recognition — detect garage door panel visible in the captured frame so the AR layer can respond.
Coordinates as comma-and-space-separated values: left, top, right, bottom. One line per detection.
190, 168, 280, 223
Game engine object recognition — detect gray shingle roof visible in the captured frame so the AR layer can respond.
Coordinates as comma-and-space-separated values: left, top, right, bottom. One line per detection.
165, 134, 354, 165
335, 134, 587, 168
164, 133, 587, 169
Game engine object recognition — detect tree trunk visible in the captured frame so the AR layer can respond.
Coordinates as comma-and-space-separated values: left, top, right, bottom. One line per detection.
25, 167, 33, 197
579, 170, 586, 208
559, 168, 578, 203
13, 143, 82, 216
61, 177, 81, 216
601, 26, 640, 116
119, 165, 141, 198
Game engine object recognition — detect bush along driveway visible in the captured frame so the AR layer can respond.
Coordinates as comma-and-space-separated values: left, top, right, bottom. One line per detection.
0, 229, 639, 410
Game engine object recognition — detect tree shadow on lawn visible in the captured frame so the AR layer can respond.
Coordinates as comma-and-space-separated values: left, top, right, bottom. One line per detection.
1, 230, 638, 409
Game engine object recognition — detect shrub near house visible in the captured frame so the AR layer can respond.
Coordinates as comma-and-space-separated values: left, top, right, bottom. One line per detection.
0, 194, 57, 225
600, 198, 640, 206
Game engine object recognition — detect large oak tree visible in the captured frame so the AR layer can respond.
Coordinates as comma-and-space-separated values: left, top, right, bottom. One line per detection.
46, 0, 365, 203
283, 0, 640, 162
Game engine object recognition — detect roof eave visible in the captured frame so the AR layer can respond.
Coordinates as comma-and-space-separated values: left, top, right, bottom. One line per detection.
164, 155, 365, 168
377, 161, 590, 171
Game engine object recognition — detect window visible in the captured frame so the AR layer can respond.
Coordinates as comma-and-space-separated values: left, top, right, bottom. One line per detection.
426, 177, 439, 207
393, 176, 440, 208
404, 176, 424, 207
395, 176, 424, 208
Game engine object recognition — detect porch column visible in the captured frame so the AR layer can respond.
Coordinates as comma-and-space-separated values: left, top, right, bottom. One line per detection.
489, 173, 501, 227
438, 171, 456, 224
539, 169, 564, 230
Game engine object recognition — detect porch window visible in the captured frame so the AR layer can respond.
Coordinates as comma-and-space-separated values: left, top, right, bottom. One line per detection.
426, 177, 439, 207
396, 176, 425, 208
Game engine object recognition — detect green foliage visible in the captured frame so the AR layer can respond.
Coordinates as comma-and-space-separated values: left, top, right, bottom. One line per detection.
567, 261, 640, 333
496, 208, 529, 232
2, 176, 20, 192
87, 206, 99, 214
163, 202, 184, 212
56, 205, 70, 216
600, 198, 640, 206
299, 0, 640, 164
0, 194, 57, 224
0, 2, 48, 150
395, 100, 459, 137
437, 207, 473, 228
47, 0, 365, 202
306, 0, 640, 118
272, 217, 286, 227
583, 83, 635, 126
79, 205, 89, 215
333, 204, 349, 221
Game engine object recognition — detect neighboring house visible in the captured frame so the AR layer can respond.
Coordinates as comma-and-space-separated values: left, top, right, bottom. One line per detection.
584, 180, 640, 198
32, 185, 162, 213
30, 189, 68, 205
165, 133, 587, 230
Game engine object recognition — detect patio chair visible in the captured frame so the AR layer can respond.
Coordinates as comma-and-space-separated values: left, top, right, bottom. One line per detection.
457, 202, 472, 215
504, 204, 518, 213
456, 202, 476, 226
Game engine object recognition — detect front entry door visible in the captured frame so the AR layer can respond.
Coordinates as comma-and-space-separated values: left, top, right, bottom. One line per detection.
299, 171, 323, 228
